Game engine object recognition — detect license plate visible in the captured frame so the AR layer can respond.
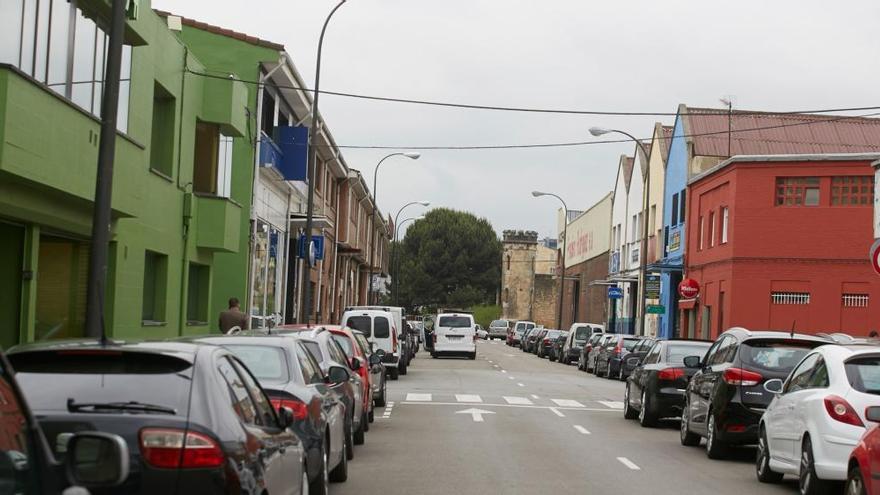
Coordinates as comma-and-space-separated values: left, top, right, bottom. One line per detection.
447, 335, 462, 340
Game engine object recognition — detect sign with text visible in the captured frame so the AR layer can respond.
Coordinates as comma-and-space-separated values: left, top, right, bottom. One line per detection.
646, 304, 665, 314
645, 275, 661, 299
871, 239, 880, 275
678, 278, 700, 299
608, 286, 623, 299
667, 226, 682, 253
561, 193, 612, 267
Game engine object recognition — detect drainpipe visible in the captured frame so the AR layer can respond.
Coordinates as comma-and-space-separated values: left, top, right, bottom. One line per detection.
281, 188, 292, 323
176, 48, 191, 335
329, 178, 342, 321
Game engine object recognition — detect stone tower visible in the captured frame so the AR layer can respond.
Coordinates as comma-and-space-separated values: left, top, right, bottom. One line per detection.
501, 230, 539, 321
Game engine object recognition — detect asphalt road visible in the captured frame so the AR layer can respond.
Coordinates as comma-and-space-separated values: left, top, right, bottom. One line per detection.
335, 340, 803, 495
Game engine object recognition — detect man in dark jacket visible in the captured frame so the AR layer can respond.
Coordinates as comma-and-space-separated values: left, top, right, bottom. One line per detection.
219, 297, 249, 333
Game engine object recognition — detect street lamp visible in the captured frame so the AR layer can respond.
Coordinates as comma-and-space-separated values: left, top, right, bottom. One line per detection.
366, 152, 421, 304
392, 201, 430, 305
590, 126, 651, 336
393, 215, 425, 305
301, 0, 348, 324
532, 190, 569, 330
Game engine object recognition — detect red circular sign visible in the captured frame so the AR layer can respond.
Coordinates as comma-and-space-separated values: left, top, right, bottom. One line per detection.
678, 278, 700, 299
870, 239, 880, 275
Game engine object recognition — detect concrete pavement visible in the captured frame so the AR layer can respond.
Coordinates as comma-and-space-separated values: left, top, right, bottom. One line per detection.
335, 340, 801, 494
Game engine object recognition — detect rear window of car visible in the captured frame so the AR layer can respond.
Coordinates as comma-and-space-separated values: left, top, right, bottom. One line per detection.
224, 345, 288, 382
739, 340, 817, 372
439, 316, 472, 328
666, 343, 711, 365
12, 351, 192, 414
374, 317, 391, 338
331, 334, 354, 357
574, 326, 590, 340
845, 356, 880, 395
490, 320, 507, 327
346, 316, 372, 337
545, 331, 560, 339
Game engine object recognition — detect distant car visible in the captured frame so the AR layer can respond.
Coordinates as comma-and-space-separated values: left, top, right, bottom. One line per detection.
624, 339, 712, 427
595, 335, 641, 379
537, 330, 562, 358
431, 312, 477, 360
680, 328, 832, 460
341, 308, 403, 379
527, 328, 547, 354
509, 321, 535, 347
488, 319, 511, 340
327, 326, 378, 433
847, 406, 880, 495
578, 333, 607, 371
520, 327, 537, 352
560, 323, 604, 364
757, 345, 880, 493
476, 324, 488, 339
586, 334, 616, 373
548, 332, 569, 362
619, 337, 658, 380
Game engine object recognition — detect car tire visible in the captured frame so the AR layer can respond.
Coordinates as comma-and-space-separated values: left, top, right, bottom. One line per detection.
368, 408, 374, 423
354, 412, 366, 445
680, 400, 701, 447
329, 430, 349, 482
623, 384, 638, 420
756, 426, 784, 483
399, 360, 408, 376
345, 422, 354, 461
389, 367, 399, 380
799, 436, 831, 495
846, 466, 867, 495
310, 435, 330, 495
469, 352, 476, 360
374, 383, 387, 407
431, 352, 437, 359
618, 365, 625, 381
706, 411, 729, 459
605, 361, 615, 379
639, 389, 658, 427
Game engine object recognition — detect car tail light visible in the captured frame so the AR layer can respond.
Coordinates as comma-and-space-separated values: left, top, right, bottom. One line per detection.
543, 338, 550, 345
433, 334, 437, 344
392, 332, 398, 353
269, 398, 309, 420
722, 368, 763, 387
824, 395, 864, 427
726, 424, 746, 433
613, 341, 623, 356
657, 368, 685, 381
140, 428, 225, 469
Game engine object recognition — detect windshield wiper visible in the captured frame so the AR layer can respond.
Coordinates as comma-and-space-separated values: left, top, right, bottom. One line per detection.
67, 399, 176, 415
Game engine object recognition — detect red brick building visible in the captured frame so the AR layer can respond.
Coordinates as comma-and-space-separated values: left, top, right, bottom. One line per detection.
683, 154, 880, 339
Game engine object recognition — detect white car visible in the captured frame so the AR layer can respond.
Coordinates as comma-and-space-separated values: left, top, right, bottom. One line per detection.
430, 312, 476, 360
476, 325, 488, 340
757, 344, 880, 494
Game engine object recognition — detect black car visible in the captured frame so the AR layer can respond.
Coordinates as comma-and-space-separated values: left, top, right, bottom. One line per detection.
528, 329, 548, 354
619, 337, 657, 381
188, 334, 350, 491
520, 327, 537, 353
10, 340, 308, 494
548, 332, 569, 362
536, 330, 562, 358
679, 328, 832, 459
624, 339, 712, 427
594, 335, 641, 378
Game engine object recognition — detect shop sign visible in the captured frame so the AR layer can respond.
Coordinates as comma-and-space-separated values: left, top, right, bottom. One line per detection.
678, 278, 700, 299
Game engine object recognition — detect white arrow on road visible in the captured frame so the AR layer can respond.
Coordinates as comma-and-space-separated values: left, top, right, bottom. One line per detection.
456, 408, 495, 422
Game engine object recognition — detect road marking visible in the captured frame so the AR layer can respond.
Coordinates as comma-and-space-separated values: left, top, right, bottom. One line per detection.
617, 457, 640, 470
549, 407, 565, 417
599, 401, 625, 410
456, 408, 495, 422
517, 383, 525, 387
531, 394, 539, 399
503, 396, 533, 405
508, 376, 514, 380
405, 393, 432, 402
455, 394, 483, 403
401, 402, 621, 412
501, 369, 507, 373
505, 354, 514, 357
488, 360, 494, 363
493, 365, 500, 368
574, 425, 591, 435
551, 399, 585, 408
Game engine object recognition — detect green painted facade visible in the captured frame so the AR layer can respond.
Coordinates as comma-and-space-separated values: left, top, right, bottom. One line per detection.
0, 1, 253, 344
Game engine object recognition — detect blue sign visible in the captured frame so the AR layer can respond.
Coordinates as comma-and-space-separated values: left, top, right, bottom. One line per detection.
297, 234, 324, 261
276, 126, 309, 182
608, 286, 623, 299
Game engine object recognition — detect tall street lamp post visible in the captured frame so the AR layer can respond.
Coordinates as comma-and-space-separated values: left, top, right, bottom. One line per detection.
366, 152, 421, 304
392, 201, 430, 304
393, 215, 425, 305
590, 127, 651, 336
532, 191, 569, 330
301, 0, 348, 324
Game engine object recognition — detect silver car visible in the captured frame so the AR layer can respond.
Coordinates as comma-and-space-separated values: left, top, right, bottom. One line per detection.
487, 319, 511, 340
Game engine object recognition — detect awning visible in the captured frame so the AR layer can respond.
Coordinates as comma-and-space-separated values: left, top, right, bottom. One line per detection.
678, 298, 698, 310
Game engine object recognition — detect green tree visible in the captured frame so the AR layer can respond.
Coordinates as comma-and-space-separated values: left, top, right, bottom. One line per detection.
394, 208, 501, 310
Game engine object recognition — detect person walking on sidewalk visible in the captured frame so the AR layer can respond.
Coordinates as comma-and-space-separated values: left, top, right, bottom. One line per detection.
219, 297, 249, 334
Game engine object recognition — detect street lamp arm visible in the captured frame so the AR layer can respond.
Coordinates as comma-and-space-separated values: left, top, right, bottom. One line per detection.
394, 200, 427, 236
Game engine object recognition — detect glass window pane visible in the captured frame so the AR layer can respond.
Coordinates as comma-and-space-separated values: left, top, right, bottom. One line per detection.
0, 0, 24, 66
92, 30, 107, 116
804, 188, 820, 206
47, 0, 72, 95
33, 0, 51, 82
116, 45, 131, 133
20, 0, 37, 76
71, 10, 96, 110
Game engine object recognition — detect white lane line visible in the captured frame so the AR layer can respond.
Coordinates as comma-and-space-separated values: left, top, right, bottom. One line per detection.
531, 394, 540, 399
551, 399, 585, 408
488, 360, 494, 364
617, 457, 640, 470
401, 402, 621, 412
503, 396, 533, 405
517, 383, 525, 387
573, 425, 591, 435
493, 365, 500, 368
549, 407, 565, 417
599, 401, 625, 410
455, 394, 483, 403
406, 393, 432, 402
501, 369, 507, 373
508, 376, 514, 380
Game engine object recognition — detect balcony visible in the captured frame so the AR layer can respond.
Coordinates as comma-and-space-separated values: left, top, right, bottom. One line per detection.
259, 126, 309, 182
195, 194, 241, 252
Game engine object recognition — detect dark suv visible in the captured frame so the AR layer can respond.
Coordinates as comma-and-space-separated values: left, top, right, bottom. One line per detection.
679, 328, 832, 459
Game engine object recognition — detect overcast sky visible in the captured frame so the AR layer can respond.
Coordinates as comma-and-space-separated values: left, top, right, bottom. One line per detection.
155, 0, 880, 238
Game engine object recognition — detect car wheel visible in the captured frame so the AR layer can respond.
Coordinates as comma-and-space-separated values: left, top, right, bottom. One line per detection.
706, 411, 728, 459
345, 421, 354, 460
374, 383, 387, 407
399, 360, 408, 376
623, 384, 638, 420
368, 408, 374, 423
846, 466, 866, 495
329, 430, 349, 482
389, 368, 399, 380
618, 365, 625, 381
639, 389, 658, 427
680, 400, 701, 447
354, 412, 366, 445
756, 426, 784, 483
799, 436, 831, 495
309, 435, 330, 495
605, 361, 615, 379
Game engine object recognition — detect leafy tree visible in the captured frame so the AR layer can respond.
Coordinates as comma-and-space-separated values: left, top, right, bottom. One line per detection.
393, 208, 501, 310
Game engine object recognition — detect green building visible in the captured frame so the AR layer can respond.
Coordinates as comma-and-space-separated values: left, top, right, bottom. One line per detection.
0, 0, 251, 346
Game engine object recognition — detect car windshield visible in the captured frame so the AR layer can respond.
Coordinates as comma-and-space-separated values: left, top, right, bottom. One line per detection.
545, 331, 560, 339
739, 340, 817, 372
225, 345, 288, 382
439, 316, 472, 328
573, 326, 590, 340
623, 338, 640, 350
490, 320, 507, 327
11, 351, 191, 414
331, 334, 354, 357
346, 316, 372, 337
845, 356, 880, 395
666, 343, 712, 365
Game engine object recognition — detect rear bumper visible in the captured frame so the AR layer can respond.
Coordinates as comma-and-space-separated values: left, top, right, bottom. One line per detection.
716, 402, 763, 444
653, 388, 687, 417
434, 343, 476, 354
381, 353, 400, 368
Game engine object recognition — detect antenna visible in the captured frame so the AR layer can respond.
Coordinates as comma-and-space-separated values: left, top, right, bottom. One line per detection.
790, 320, 796, 339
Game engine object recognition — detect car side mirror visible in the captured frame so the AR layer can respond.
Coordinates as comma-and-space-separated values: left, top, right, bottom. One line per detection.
350, 358, 362, 371
626, 357, 641, 367
369, 353, 381, 366
763, 378, 784, 395
866, 406, 880, 423
65, 432, 130, 488
277, 406, 295, 429
682, 355, 702, 369
327, 365, 351, 384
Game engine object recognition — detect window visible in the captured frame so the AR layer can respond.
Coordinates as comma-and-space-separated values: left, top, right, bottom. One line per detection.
193, 121, 233, 196
832, 176, 874, 206
373, 316, 390, 338
843, 293, 869, 308
327, 339, 350, 365
708, 211, 715, 247
679, 189, 687, 224
650, 205, 657, 232
142, 251, 167, 324
785, 353, 820, 393
260, 89, 275, 137
844, 357, 880, 395
332, 334, 354, 357
217, 358, 258, 424
296, 343, 324, 384
698, 216, 704, 250
643, 343, 662, 364
228, 358, 277, 427
150, 82, 176, 177
186, 263, 209, 325
631, 214, 638, 242
721, 207, 729, 243
771, 292, 810, 305
303, 341, 325, 365
670, 193, 679, 225
775, 177, 820, 206
225, 345, 288, 382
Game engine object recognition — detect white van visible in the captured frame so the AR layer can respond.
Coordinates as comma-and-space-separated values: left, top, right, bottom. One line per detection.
343, 306, 409, 375
341, 308, 403, 379
430, 312, 476, 360
559, 323, 605, 365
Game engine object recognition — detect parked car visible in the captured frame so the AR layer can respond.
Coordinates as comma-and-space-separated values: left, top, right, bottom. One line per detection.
351, 330, 388, 407
578, 333, 607, 371
520, 327, 537, 352
343, 306, 409, 376
186, 334, 349, 492
847, 406, 880, 495
326, 326, 377, 429
585, 334, 616, 373
548, 332, 569, 362
404, 322, 419, 361
757, 345, 880, 493
679, 328, 832, 460
619, 337, 658, 380
430, 312, 477, 360
560, 323, 604, 365
341, 308, 403, 379
475, 324, 488, 340
624, 339, 713, 427
509, 321, 535, 347
595, 335, 641, 379
536, 330, 562, 358
10, 340, 313, 494
526, 328, 547, 354
488, 319, 511, 340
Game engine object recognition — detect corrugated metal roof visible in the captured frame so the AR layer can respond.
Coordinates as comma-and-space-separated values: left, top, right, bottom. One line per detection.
154, 10, 285, 51
683, 106, 880, 157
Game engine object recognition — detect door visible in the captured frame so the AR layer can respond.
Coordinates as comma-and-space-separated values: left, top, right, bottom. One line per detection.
689, 336, 729, 432
768, 353, 820, 464
0, 223, 23, 349
297, 342, 344, 469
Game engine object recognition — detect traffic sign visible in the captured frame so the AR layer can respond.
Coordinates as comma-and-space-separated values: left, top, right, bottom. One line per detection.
608, 286, 623, 299
871, 239, 880, 275
646, 304, 665, 314
678, 278, 700, 299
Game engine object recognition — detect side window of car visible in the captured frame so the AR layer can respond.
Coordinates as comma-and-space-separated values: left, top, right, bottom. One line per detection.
644, 343, 661, 364
702, 339, 723, 366
327, 338, 349, 366
296, 343, 325, 385
707, 337, 732, 366
229, 357, 277, 427
217, 357, 259, 425
354, 335, 371, 356
784, 353, 820, 394
806, 357, 830, 389
303, 342, 325, 368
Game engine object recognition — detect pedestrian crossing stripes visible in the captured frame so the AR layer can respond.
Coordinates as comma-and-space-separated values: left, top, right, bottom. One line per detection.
502, 396, 533, 405
598, 401, 625, 410
455, 394, 483, 403
551, 399, 585, 408
406, 393, 432, 402
400, 393, 624, 410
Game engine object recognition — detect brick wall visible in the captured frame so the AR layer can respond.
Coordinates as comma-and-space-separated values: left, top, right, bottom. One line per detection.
533, 274, 558, 328
560, 251, 610, 328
